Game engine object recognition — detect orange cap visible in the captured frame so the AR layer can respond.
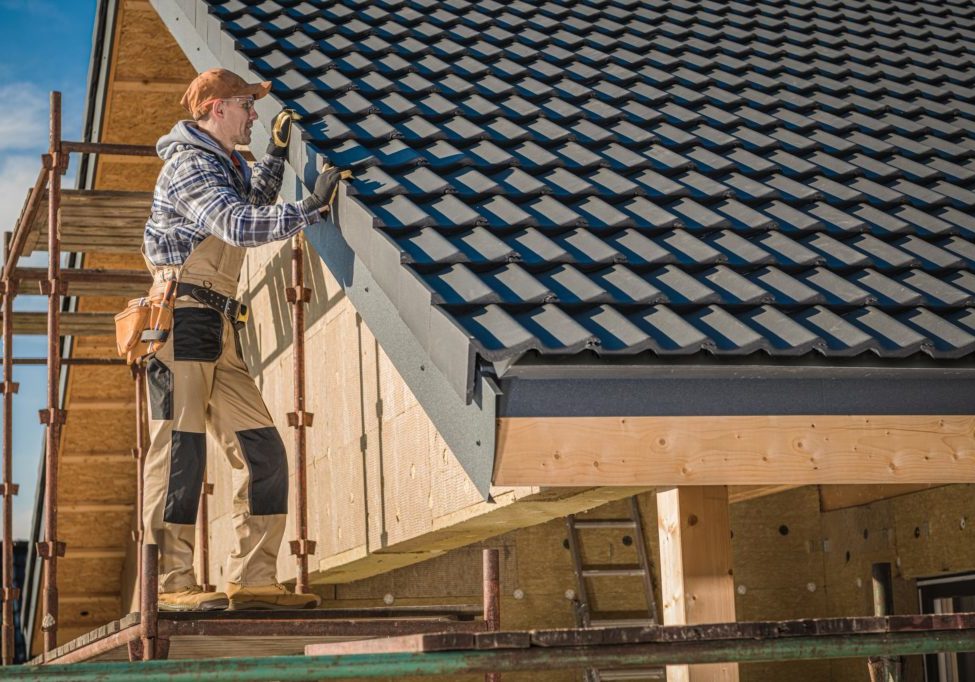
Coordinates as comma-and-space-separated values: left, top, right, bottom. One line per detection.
181, 68, 272, 119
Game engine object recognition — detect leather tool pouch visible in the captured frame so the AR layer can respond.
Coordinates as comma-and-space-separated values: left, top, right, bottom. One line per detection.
114, 297, 152, 364
114, 282, 177, 364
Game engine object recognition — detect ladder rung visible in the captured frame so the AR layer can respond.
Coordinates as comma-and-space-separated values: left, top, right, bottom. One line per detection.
582, 565, 646, 578
572, 519, 637, 529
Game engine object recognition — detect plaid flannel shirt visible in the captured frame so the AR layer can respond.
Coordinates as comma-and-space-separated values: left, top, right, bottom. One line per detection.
144, 123, 320, 266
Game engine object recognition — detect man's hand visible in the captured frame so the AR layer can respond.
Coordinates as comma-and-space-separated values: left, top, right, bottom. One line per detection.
310, 165, 353, 213
267, 108, 301, 158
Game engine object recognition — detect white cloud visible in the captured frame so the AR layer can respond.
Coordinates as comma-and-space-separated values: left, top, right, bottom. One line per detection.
0, 83, 48, 152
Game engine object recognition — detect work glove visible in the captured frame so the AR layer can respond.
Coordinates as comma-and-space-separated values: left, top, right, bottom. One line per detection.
309, 165, 353, 212
266, 108, 301, 158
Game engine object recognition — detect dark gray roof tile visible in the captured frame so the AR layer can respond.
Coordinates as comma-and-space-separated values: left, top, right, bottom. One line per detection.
688, 305, 766, 354
901, 270, 974, 307
852, 269, 925, 306
740, 306, 824, 354
846, 307, 927, 356
202, 0, 975, 369
794, 306, 875, 355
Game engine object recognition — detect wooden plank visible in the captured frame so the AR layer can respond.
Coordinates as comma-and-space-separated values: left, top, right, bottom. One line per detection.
0, 312, 116, 336
305, 632, 475, 656
658, 487, 738, 682
818, 484, 946, 512
495, 416, 975, 486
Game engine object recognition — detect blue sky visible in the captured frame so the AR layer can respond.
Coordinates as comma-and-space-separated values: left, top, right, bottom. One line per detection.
0, 0, 98, 538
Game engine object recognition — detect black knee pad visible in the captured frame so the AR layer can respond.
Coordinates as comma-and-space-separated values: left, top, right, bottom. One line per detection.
236, 427, 289, 515
164, 430, 206, 524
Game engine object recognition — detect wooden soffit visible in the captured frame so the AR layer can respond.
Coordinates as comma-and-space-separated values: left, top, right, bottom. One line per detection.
494, 415, 975, 487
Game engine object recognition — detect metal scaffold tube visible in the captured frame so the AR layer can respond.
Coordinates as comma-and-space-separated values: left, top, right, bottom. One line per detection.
1, 277, 19, 665
132, 364, 147, 588
196, 470, 213, 592
40, 90, 65, 654
287, 233, 314, 593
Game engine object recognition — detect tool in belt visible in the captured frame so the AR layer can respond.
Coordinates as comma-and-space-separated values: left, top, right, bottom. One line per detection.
176, 283, 250, 328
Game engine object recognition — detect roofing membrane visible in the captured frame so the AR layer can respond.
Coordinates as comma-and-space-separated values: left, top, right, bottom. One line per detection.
206, 0, 975, 367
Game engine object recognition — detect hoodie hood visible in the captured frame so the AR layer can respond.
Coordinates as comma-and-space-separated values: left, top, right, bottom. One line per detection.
156, 120, 251, 186
156, 121, 233, 162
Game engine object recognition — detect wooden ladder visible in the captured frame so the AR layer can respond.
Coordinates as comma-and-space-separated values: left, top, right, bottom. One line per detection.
565, 496, 664, 682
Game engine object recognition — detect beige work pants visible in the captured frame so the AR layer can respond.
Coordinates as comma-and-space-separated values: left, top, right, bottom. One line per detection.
142, 299, 287, 592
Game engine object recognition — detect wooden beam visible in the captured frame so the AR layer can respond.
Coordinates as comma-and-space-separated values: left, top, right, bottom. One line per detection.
818, 484, 946, 512
494, 416, 975, 486
728, 485, 800, 504
657, 487, 738, 682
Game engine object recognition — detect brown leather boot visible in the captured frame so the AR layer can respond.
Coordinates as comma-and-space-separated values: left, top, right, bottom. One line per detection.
158, 585, 229, 612
226, 582, 321, 610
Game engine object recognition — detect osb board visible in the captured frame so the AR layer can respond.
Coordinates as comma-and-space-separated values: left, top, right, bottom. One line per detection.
57, 409, 136, 478
60, 508, 133, 548
59, 556, 123, 595
57, 596, 121, 633
113, 1, 197, 83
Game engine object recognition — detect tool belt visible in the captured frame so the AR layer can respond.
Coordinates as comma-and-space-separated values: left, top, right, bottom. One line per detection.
176, 283, 249, 329
113, 281, 177, 365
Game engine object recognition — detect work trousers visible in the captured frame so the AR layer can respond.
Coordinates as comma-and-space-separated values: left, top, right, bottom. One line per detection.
142, 299, 287, 592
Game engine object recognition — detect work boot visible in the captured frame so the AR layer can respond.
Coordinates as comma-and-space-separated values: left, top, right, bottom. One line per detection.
226, 582, 321, 610
158, 585, 229, 612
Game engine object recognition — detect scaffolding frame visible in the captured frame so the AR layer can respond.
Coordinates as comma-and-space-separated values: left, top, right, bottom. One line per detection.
1, 91, 156, 661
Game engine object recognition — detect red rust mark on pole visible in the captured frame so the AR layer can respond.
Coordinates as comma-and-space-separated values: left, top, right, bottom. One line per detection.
287, 233, 314, 593
1, 276, 18, 665
197, 472, 214, 592
41, 90, 64, 655
141, 543, 158, 660
483, 548, 501, 682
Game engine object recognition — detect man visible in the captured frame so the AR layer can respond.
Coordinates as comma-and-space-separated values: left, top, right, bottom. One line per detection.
142, 68, 348, 611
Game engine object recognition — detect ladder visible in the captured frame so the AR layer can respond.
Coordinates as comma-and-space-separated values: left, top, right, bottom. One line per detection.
565, 496, 664, 682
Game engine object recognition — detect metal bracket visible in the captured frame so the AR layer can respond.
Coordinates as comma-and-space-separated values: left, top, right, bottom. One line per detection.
289, 538, 317, 557
2, 587, 20, 601
38, 408, 67, 425
285, 286, 312, 304
286, 411, 314, 427
36, 541, 66, 559
0, 382, 18, 395
1, 483, 18, 496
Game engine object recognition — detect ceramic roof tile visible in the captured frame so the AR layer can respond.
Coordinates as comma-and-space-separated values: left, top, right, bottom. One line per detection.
197, 0, 975, 367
